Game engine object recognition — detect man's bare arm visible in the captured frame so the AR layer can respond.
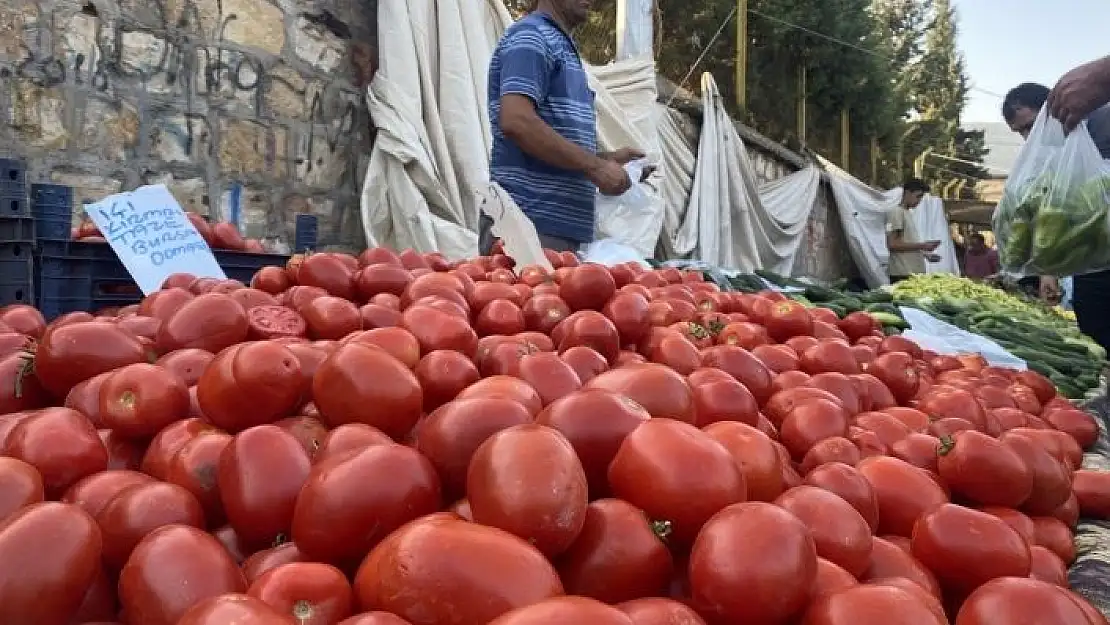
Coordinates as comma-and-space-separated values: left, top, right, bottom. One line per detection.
500, 94, 605, 173
887, 231, 928, 253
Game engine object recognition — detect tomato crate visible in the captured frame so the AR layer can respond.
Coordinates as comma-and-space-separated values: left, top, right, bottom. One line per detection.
0, 241, 35, 306
30, 183, 73, 240
35, 240, 141, 319
294, 214, 318, 252
213, 249, 291, 284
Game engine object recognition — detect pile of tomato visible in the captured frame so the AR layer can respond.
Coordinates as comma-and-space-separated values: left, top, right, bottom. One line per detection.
0, 245, 1108, 625
73, 214, 268, 252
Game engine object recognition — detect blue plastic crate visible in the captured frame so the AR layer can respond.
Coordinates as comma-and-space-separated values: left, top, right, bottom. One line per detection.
0, 217, 34, 242
0, 242, 35, 306
294, 214, 318, 252
35, 240, 140, 320
0, 191, 28, 218
30, 184, 73, 240
0, 159, 25, 184
213, 249, 291, 284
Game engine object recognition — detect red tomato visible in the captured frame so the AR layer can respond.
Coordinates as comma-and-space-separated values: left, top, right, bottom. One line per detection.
248, 562, 354, 624
705, 421, 784, 502
467, 424, 588, 557
33, 321, 149, 397
242, 542, 308, 584
512, 351, 583, 406
811, 558, 859, 601
292, 444, 441, 566
800, 436, 862, 473
533, 389, 650, 497
218, 425, 311, 550
6, 407, 107, 497
617, 597, 706, 625
911, 503, 1031, 596
716, 321, 771, 350
689, 502, 817, 624
1029, 544, 1069, 587
488, 596, 632, 624
560, 264, 617, 311
97, 363, 189, 439
838, 311, 878, 341
522, 294, 572, 335
359, 303, 401, 329
752, 343, 800, 374
196, 342, 307, 432
0, 502, 102, 625
400, 305, 479, 358
1032, 516, 1076, 564
476, 300, 526, 337
800, 340, 860, 375
1042, 408, 1099, 449
412, 350, 480, 410
867, 352, 920, 404
96, 481, 205, 569
779, 397, 850, 460
156, 293, 250, 354
642, 327, 702, 375
764, 300, 814, 342
414, 397, 533, 500
603, 291, 652, 344
690, 375, 760, 427
353, 516, 563, 623
557, 498, 673, 603
857, 456, 948, 537
954, 577, 1095, 625
251, 266, 292, 294
801, 584, 946, 625
585, 363, 695, 422
118, 524, 247, 625
700, 346, 775, 406
609, 418, 746, 546
298, 254, 356, 300
354, 263, 413, 299
156, 348, 215, 386
301, 296, 363, 340
775, 485, 874, 577
557, 311, 621, 364
312, 342, 423, 439
889, 432, 942, 472
0, 457, 43, 523
559, 345, 610, 383
347, 327, 422, 369
936, 430, 1033, 508
804, 461, 880, 532
176, 593, 291, 624
0, 304, 46, 337
456, 375, 543, 415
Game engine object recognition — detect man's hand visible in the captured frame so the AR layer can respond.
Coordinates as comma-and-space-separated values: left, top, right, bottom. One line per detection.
604, 147, 646, 164
588, 159, 632, 196
1047, 56, 1110, 132
1039, 275, 1061, 303
918, 240, 941, 252
924, 253, 941, 263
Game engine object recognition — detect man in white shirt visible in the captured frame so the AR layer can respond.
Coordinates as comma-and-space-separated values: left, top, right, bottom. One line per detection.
886, 178, 941, 283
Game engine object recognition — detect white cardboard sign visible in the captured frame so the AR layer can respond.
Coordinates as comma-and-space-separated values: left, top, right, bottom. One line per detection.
83, 184, 226, 295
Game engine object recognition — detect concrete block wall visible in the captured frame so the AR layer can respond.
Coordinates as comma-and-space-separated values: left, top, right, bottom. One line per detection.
0, 0, 378, 250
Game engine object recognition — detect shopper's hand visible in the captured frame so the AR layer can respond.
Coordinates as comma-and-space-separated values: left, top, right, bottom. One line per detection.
606, 147, 646, 164
1039, 275, 1061, 302
924, 253, 941, 263
1048, 56, 1110, 132
920, 240, 941, 252
588, 159, 632, 196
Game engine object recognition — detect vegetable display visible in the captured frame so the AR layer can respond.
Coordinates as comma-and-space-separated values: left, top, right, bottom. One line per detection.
0, 247, 1106, 625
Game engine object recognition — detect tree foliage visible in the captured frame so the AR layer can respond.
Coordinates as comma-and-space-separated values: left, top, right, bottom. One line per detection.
562, 0, 988, 194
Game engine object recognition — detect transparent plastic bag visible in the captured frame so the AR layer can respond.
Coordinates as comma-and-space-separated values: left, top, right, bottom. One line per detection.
595, 159, 653, 216
993, 107, 1110, 276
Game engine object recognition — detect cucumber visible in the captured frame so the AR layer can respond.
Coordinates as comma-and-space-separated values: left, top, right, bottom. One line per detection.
864, 303, 900, 316
870, 312, 909, 330
822, 303, 847, 318
803, 284, 841, 303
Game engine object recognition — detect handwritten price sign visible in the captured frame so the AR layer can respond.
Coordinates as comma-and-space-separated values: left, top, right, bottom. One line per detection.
84, 184, 227, 295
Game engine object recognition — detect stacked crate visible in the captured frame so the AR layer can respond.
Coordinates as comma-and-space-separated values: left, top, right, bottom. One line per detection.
0, 160, 35, 306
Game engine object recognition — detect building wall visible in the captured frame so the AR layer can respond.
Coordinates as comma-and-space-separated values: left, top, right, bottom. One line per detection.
0, 0, 377, 249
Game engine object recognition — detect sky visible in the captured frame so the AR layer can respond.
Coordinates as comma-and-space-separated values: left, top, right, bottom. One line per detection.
954, 0, 1110, 123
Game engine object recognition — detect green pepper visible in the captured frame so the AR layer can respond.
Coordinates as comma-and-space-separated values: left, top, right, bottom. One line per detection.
1001, 219, 1033, 267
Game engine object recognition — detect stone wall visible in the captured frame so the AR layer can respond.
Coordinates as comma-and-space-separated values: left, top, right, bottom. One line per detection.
0, 0, 377, 249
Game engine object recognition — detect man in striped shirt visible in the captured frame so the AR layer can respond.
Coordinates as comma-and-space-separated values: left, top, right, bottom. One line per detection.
485, 0, 645, 253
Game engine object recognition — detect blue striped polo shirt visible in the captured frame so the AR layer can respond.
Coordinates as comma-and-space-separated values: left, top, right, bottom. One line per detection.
489, 12, 598, 244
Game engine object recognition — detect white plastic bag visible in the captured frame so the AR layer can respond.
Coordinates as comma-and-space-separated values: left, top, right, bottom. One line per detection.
994, 107, 1110, 276
582, 238, 650, 267
595, 158, 660, 256
899, 306, 1027, 370
476, 182, 553, 271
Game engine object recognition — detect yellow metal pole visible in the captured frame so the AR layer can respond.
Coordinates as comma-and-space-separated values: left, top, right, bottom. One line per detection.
914, 148, 933, 179
736, 0, 747, 111
870, 136, 879, 184
797, 64, 807, 146
840, 109, 850, 169
943, 178, 959, 199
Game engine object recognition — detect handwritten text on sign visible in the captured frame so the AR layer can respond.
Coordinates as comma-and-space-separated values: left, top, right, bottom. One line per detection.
84, 184, 226, 295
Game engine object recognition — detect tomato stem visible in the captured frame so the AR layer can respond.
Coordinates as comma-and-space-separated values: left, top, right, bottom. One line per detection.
650, 519, 673, 542
937, 435, 955, 456
273, 533, 288, 547
291, 599, 314, 623
13, 346, 35, 399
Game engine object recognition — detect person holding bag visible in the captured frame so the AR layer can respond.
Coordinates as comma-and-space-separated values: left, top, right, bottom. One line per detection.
482, 0, 646, 256
1000, 63, 1110, 353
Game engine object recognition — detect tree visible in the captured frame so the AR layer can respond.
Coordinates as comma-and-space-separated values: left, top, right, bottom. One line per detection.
904, 0, 989, 194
